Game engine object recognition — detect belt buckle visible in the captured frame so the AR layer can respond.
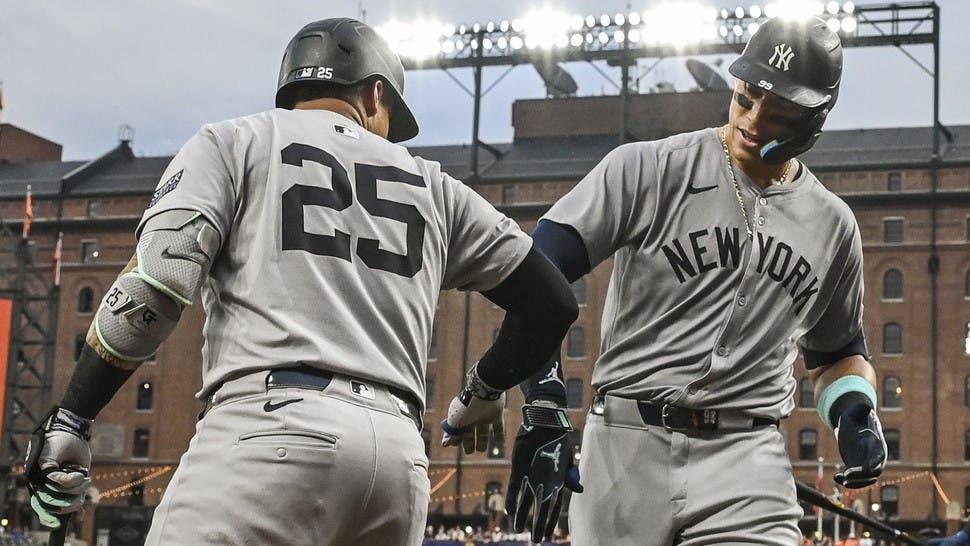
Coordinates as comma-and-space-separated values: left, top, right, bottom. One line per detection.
661, 403, 686, 432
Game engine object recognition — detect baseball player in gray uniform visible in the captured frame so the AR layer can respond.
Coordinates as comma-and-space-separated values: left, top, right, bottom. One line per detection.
24, 18, 577, 546
446, 17, 888, 545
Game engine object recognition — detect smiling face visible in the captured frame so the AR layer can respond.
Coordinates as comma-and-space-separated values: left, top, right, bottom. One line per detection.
727, 79, 811, 166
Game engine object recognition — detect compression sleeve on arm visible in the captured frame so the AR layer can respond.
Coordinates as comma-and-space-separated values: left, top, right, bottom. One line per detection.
531, 220, 591, 283
474, 246, 579, 391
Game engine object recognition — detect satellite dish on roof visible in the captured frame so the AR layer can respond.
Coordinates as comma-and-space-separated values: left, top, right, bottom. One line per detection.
532, 61, 578, 98
686, 59, 731, 91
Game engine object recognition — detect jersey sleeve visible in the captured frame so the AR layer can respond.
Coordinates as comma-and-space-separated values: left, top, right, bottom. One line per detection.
541, 142, 657, 267
799, 220, 866, 360
137, 123, 238, 242
439, 172, 532, 292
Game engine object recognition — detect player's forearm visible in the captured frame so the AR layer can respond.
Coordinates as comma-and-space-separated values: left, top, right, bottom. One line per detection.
810, 354, 877, 428
476, 247, 578, 391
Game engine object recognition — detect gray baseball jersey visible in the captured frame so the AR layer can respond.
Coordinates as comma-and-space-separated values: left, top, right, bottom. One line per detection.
139, 108, 531, 408
543, 127, 864, 419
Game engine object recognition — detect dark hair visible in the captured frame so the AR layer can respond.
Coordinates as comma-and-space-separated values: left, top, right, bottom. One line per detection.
284, 76, 387, 109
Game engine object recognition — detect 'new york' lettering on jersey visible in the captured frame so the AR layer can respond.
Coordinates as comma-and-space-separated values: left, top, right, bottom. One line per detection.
543, 127, 863, 419
137, 109, 532, 409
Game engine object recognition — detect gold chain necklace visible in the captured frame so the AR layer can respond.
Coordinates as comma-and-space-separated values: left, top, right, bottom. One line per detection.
717, 128, 792, 240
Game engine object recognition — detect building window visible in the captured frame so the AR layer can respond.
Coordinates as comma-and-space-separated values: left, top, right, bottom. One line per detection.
886, 172, 902, 192
884, 429, 900, 461
77, 287, 95, 314
569, 428, 583, 463
799, 429, 818, 460
965, 487, 970, 517
486, 433, 505, 459
81, 241, 100, 263
883, 323, 902, 355
128, 484, 144, 507
883, 376, 901, 408
966, 322, 970, 356
964, 430, 970, 460
965, 271, 970, 298
132, 428, 150, 458
86, 200, 101, 218
428, 328, 437, 361
798, 377, 814, 408
502, 185, 516, 204
572, 278, 587, 306
883, 219, 903, 244
566, 326, 585, 358
137, 382, 154, 411
74, 334, 85, 362
425, 376, 435, 409
965, 377, 970, 407
566, 378, 584, 409
880, 486, 899, 518
965, 218, 970, 241
882, 269, 903, 300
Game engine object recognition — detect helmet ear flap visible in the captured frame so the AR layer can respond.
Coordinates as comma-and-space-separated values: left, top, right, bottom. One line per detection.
758, 100, 832, 164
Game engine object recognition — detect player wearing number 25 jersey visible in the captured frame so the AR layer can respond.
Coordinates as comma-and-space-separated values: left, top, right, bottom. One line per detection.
26, 19, 576, 546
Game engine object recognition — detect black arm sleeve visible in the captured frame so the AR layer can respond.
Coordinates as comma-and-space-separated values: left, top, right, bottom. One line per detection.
475, 246, 579, 391
60, 344, 137, 420
803, 328, 870, 369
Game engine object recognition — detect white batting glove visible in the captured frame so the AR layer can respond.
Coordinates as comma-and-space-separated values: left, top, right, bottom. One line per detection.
25, 408, 93, 529
441, 365, 506, 454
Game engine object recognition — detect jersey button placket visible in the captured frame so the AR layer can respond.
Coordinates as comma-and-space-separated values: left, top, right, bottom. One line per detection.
716, 346, 728, 357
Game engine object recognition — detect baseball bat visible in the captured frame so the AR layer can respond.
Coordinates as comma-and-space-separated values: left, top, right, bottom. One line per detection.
50, 517, 67, 546
795, 481, 927, 546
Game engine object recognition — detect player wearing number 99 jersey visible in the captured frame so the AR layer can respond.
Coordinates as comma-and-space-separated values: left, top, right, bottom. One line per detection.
27, 18, 577, 546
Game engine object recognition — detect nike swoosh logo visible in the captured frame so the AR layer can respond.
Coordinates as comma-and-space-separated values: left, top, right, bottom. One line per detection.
686, 182, 718, 194
263, 398, 304, 412
161, 247, 205, 265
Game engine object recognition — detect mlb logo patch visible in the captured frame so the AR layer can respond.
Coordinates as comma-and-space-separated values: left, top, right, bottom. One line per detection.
334, 124, 359, 139
350, 381, 375, 400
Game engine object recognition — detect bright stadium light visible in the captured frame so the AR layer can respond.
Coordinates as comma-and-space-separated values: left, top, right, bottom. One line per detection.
843, 1, 855, 14
520, 9, 573, 49
598, 31, 609, 44
459, 24, 467, 34
500, 20, 510, 31
641, 3, 718, 47
614, 30, 625, 42
569, 15, 584, 30
483, 38, 493, 50
826, 1, 840, 14
570, 33, 584, 46
441, 41, 455, 54
441, 23, 455, 36
750, 5, 763, 18
629, 12, 642, 25
615, 13, 626, 26
764, 3, 779, 17
525, 35, 539, 49
826, 17, 841, 32
600, 14, 611, 26
719, 25, 729, 37
735, 6, 745, 18
511, 18, 524, 32
721, 8, 730, 19
585, 15, 596, 27
497, 36, 508, 49
733, 24, 743, 36
554, 33, 569, 48
585, 33, 594, 44
510, 35, 524, 49
748, 22, 761, 34
376, 21, 445, 60
472, 22, 481, 32
486, 21, 495, 32
841, 16, 857, 33
629, 28, 642, 42
774, 0, 824, 20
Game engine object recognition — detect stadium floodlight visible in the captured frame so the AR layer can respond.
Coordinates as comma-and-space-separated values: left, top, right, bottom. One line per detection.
735, 6, 745, 18
733, 24, 743, 36
585, 15, 596, 28
585, 33, 594, 44
497, 36, 508, 49
629, 28, 642, 42
520, 9, 573, 49
500, 20, 510, 31
569, 16, 585, 30
441, 24, 455, 36
826, 1, 840, 14
483, 38, 493, 50
569, 33, 584, 46
615, 13, 626, 26
600, 14, 611, 26
843, 1, 855, 13
614, 30, 625, 43
719, 25, 729, 37
826, 17, 841, 32
510, 36, 524, 49
629, 12, 642, 25
473, 23, 481, 32
750, 5, 763, 18
763, 3, 779, 17
841, 16, 857, 33
748, 22, 761, 34
376, 20, 444, 61
441, 40, 455, 54
598, 31, 609, 44
641, 3, 718, 47
511, 19, 524, 32
459, 24, 467, 34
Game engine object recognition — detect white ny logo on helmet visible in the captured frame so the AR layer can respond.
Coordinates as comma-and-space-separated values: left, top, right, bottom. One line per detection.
768, 43, 795, 71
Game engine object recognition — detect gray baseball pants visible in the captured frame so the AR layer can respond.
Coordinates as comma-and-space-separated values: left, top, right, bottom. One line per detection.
568, 395, 802, 545
145, 370, 429, 545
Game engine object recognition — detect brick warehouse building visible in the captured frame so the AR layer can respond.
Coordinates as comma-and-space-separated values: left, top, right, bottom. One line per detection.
0, 91, 968, 540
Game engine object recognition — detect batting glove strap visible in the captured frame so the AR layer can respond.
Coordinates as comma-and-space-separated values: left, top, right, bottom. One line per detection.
47, 407, 92, 442
462, 364, 503, 401
521, 403, 572, 432
834, 402, 887, 489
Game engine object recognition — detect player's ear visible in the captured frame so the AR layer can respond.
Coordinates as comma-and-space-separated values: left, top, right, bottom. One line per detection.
363, 79, 384, 117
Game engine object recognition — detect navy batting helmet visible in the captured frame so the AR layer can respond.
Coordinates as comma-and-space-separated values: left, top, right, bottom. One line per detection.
276, 18, 419, 143
728, 17, 843, 163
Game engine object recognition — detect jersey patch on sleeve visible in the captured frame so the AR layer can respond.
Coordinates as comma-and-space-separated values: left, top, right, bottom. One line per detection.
148, 169, 184, 208
333, 124, 359, 140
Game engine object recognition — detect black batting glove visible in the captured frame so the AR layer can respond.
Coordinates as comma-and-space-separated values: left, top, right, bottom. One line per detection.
834, 402, 887, 489
506, 402, 583, 543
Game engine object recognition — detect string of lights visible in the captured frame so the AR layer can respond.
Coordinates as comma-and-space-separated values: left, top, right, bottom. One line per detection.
97, 466, 173, 499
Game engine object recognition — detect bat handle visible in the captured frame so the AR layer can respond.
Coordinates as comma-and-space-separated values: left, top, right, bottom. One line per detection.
49, 515, 70, 546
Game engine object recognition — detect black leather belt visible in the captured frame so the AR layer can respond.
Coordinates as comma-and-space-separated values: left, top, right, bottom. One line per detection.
636, 401, 778, 432
266, 366, 423, 431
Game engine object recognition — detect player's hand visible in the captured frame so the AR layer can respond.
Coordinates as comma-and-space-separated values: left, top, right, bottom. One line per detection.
506, 402, 583, 543
833, 402, 886, 489
929, 530, 970, 546
441, 365, 505, 454
25, 407, 93, 529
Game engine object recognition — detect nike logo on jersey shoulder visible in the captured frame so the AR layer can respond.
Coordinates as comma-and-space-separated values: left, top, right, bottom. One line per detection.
686, 179, 718, 194
263, 398, 304, 412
